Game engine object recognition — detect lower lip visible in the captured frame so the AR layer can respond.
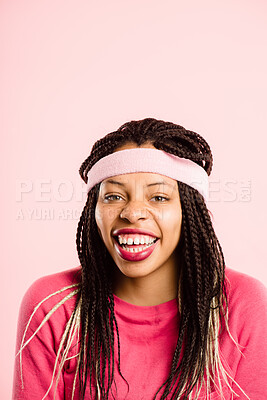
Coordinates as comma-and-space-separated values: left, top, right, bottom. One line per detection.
113, 239, 159, 262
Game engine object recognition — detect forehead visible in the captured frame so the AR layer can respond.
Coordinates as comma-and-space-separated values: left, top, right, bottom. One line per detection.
100, 172, 178, 189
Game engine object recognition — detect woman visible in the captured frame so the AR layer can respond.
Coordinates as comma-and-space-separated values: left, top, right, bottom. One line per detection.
13, 118, 267, 399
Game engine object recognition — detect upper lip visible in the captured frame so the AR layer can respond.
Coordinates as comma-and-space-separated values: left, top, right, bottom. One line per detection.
112, 228, 159, 238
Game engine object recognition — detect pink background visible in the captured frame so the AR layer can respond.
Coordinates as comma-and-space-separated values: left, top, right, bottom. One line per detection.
1, 1, 267, 398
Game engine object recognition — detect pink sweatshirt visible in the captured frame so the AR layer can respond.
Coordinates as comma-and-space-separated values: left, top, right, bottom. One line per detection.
12, 266, 267, 399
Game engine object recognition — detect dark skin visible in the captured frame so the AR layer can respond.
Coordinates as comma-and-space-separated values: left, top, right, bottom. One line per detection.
95, 142, 183, 306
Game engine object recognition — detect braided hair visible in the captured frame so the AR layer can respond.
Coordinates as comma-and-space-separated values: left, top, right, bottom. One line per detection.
18, 118, 247, 399
74, 118, 236, 399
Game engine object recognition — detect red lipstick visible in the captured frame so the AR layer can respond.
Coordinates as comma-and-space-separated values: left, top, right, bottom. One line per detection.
113, 237, 159, 262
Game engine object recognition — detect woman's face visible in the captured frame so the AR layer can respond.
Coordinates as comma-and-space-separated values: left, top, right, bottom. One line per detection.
95, 142, 183, 282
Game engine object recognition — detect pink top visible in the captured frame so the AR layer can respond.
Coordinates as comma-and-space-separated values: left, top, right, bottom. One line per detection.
12, 266, 267, 399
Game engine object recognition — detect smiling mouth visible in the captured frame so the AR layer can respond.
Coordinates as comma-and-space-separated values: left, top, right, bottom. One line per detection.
114, 236, 159, 253
113, 235, 160, 262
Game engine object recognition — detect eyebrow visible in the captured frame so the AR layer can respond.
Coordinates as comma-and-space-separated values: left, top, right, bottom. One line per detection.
103, 179, 174, 188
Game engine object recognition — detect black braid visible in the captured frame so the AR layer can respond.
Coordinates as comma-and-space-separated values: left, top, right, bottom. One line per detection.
74, 118, 228, 399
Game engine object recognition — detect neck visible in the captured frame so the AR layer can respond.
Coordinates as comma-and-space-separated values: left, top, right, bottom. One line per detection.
112, 254, 182, 307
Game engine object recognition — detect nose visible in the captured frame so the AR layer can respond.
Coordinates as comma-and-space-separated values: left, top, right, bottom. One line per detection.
119, 201, 150, 223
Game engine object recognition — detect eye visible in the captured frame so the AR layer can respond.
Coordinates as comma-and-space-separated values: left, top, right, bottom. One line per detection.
104, 194, 123, 202
151, 195, 169, 202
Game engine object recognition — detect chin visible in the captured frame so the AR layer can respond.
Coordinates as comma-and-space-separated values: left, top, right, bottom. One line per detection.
116, 263, 158, 279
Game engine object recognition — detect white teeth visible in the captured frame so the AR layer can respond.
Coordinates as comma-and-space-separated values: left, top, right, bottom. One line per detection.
120, 242, 155, 253
117, 234, 157, 246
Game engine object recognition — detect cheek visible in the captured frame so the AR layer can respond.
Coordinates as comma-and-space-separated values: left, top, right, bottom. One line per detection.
95, 204, 105, 240
95, 204, 119, 241
161, 206, 182, 238
161, 205, 182, 224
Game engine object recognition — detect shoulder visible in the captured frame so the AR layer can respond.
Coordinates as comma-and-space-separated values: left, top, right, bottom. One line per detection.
14, 267, 82, 393
224, 266, 267, 334
225, 266, 267, 307
19, 266, 82, 325
23, 266, 81, 298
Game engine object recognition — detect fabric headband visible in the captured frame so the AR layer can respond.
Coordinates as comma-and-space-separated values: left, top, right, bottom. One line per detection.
86, 148, 209, 202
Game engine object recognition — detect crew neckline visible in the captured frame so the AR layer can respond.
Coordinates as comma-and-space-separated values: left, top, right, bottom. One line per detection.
113, 293, 179, 317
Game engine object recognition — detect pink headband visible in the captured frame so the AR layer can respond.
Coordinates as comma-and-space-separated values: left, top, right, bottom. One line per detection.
86, 148, 209, 201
